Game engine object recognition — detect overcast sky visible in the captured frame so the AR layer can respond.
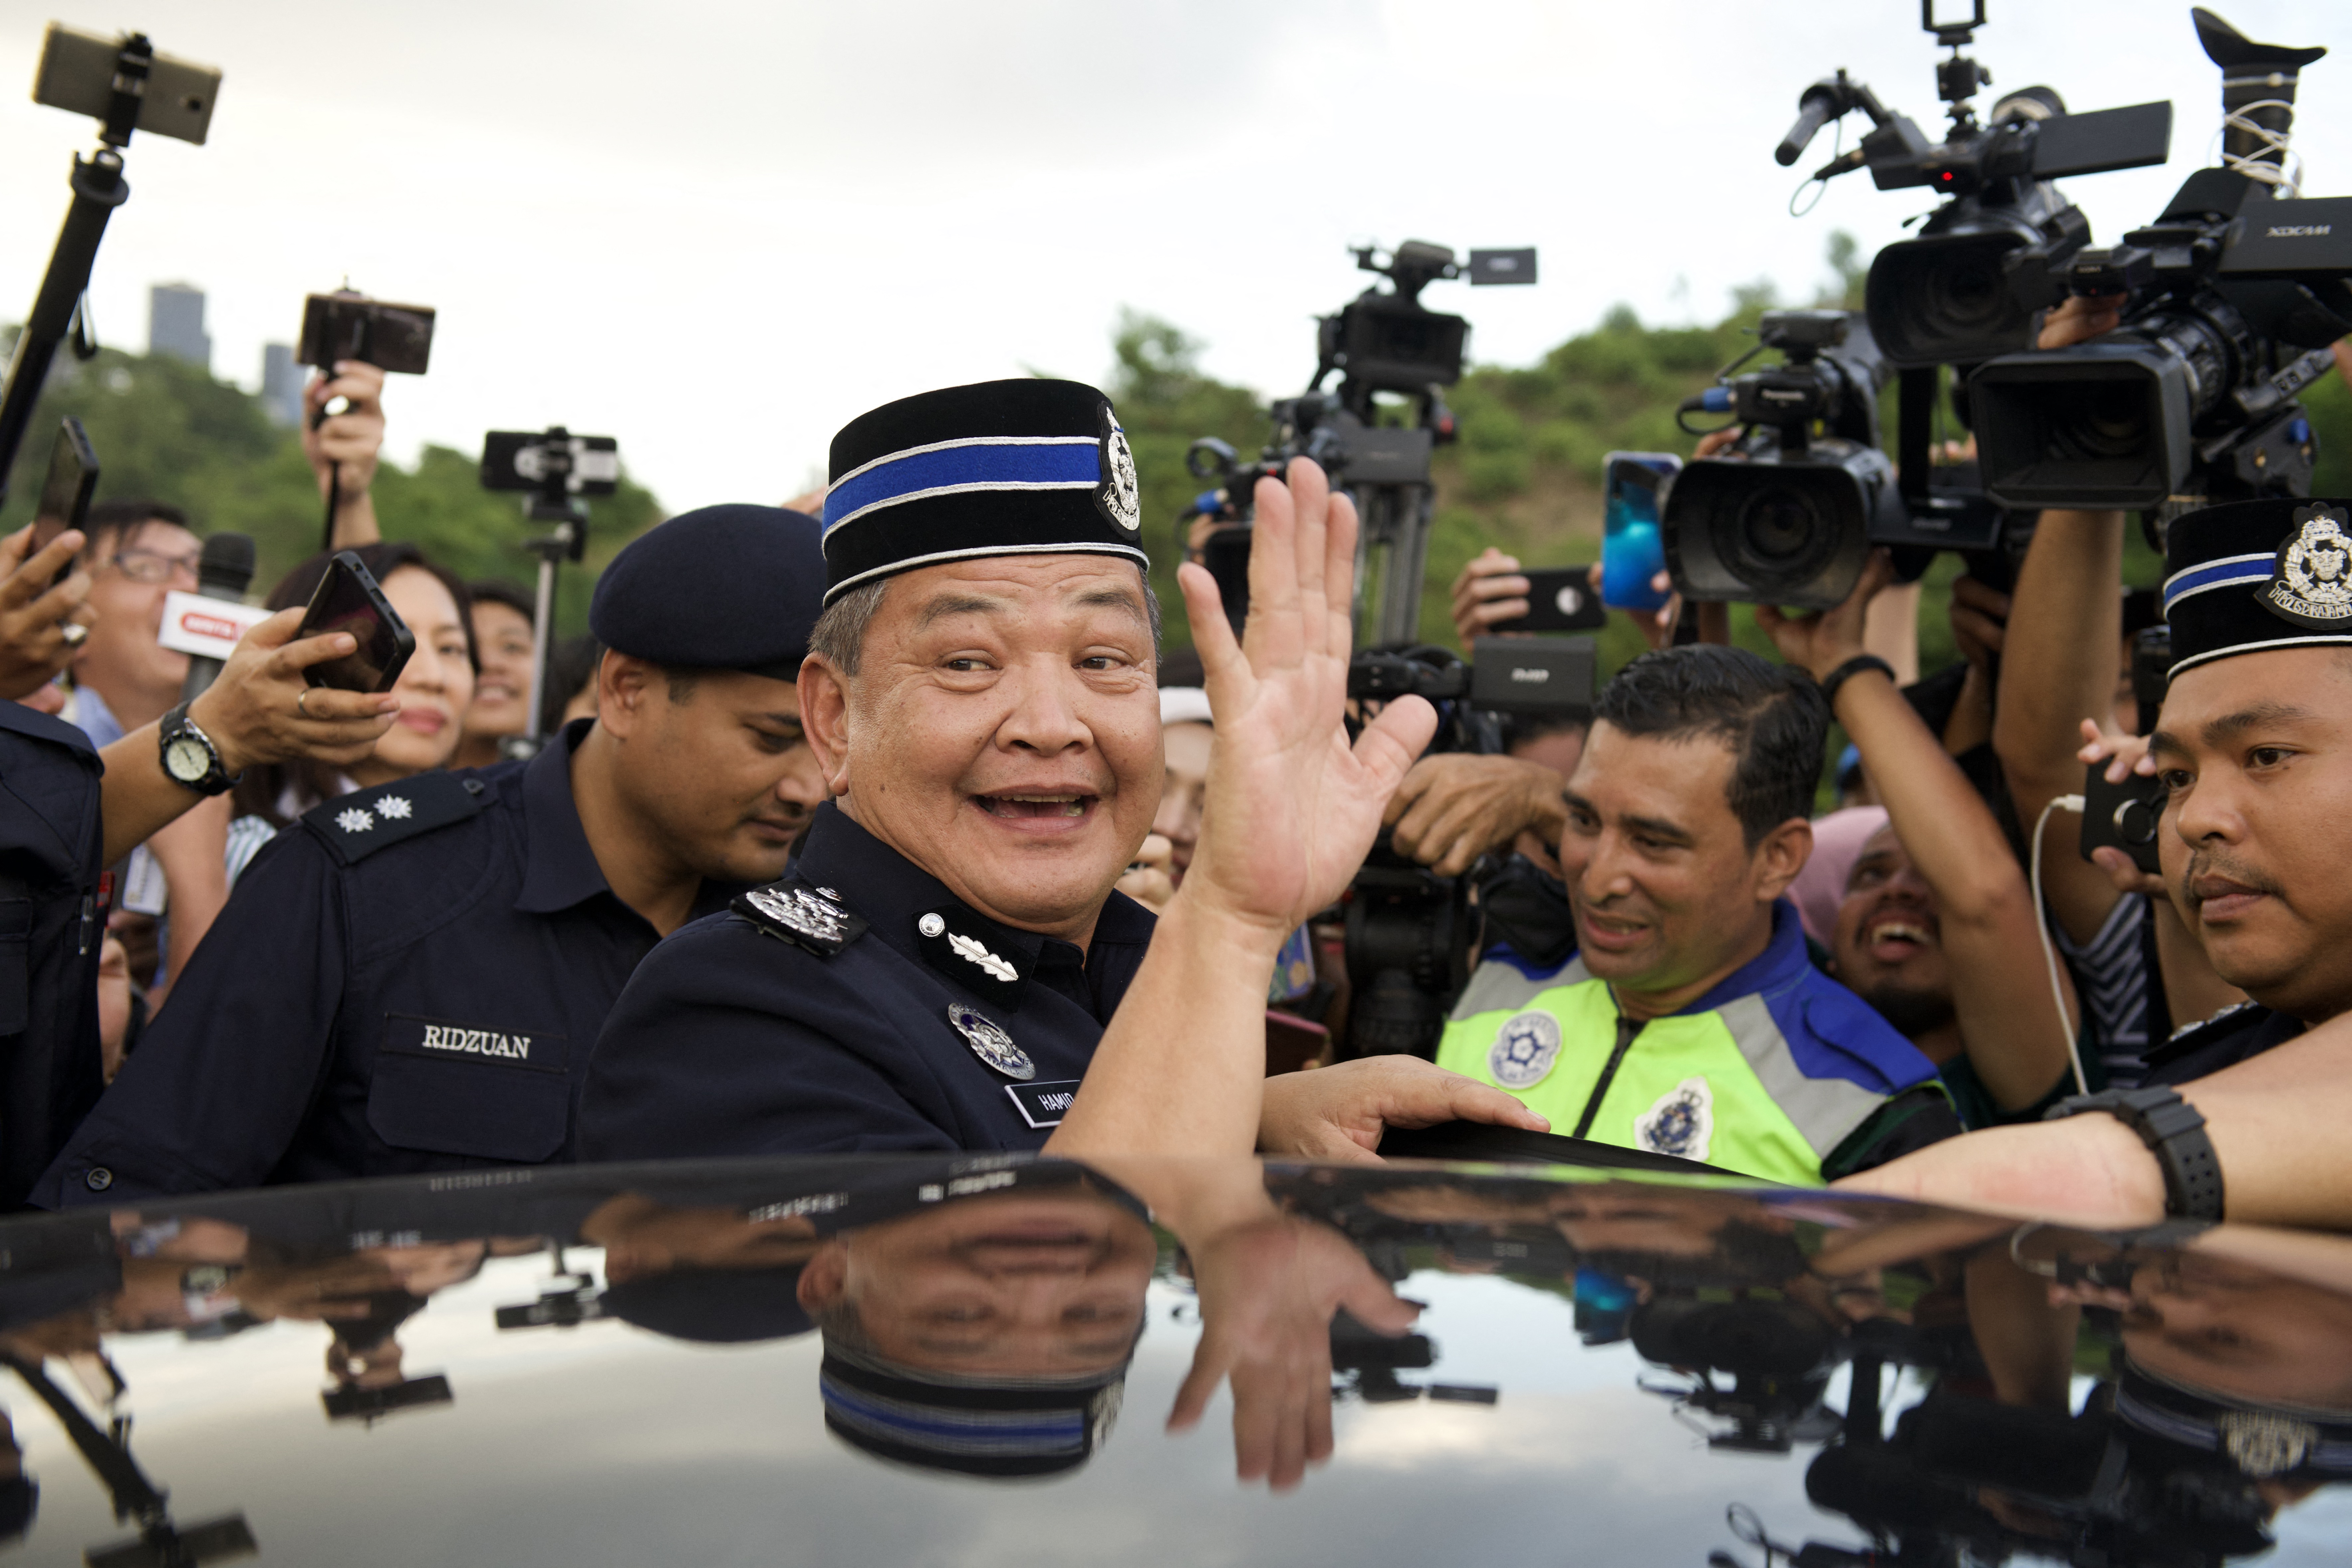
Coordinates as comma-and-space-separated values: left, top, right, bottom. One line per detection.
0, 0, 2346, 513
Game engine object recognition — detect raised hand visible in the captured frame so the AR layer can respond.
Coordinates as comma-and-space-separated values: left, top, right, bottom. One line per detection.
1754, 548, 1896, 682
0, 524, 93, 701
1176, 457, 1437, 941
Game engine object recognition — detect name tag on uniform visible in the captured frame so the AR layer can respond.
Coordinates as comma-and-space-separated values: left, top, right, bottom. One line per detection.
383, 1014, 569, 1075
1005, 1079, 1082, 1129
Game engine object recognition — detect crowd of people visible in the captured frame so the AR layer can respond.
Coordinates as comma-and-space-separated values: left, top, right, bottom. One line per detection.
1, 305, 2350, 1240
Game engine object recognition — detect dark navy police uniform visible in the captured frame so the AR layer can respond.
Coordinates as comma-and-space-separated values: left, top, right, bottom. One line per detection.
33, 722, 741, 1207
581, 801, 1155, 1158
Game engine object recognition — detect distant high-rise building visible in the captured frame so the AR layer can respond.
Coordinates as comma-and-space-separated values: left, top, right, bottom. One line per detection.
260, 343, 304, 426
148, 283, 210, 370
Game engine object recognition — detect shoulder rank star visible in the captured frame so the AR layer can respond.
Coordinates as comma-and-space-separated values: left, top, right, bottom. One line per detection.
735, 880, 867, 957
947, 1003, 1035, 1081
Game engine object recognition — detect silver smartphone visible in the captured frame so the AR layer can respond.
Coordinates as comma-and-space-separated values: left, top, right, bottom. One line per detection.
32, 24, 221, 145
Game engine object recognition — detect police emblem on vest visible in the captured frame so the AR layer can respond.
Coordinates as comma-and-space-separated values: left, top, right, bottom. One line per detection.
1635, 1076, 1714, 1161
2261, 503, 2352, 629
1489, 1010, 1561, 1089
1097, 407, 1140, 533
948, 1003, 1035, 1081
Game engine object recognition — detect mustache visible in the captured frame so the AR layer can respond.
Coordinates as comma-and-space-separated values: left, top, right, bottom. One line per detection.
2178, 848, 2285, 903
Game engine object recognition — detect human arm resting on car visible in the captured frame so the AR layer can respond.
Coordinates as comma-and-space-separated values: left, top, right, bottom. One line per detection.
1759, 551, 2078, 1111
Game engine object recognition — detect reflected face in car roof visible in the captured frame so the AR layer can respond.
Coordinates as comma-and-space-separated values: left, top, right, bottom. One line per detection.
801, 1189, 1154, 1376
2121, 1252, 2352, 1412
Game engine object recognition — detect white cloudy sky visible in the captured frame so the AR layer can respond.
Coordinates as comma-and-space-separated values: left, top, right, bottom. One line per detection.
0, 0, 2346, 512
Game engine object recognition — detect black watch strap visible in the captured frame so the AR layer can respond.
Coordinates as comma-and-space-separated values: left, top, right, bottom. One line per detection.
1818, 654, 1896, 710
2045, 1086, 2225, 1221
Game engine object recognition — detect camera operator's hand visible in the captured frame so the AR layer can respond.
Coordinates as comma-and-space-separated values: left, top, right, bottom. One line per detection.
1754, 548, 1896, 680
1114, 832, 1177, 914
2037, 292, 2126, 350
305, 360, 386, 548
1257, 1055, 1550, 1163
1693, 427, 1743, 459
0, 524, 93, 701
1950, 573, 2010, 672
1383, 752, 1568, 877
2076, 719, 2168, 897
188, 608, 400, 776
1449, 547, 1529, 648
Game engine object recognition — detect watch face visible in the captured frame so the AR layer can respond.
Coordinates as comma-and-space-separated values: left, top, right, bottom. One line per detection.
165, 735, 212, 783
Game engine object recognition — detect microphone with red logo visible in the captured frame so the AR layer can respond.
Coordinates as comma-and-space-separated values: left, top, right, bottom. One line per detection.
178, 532, 257, 703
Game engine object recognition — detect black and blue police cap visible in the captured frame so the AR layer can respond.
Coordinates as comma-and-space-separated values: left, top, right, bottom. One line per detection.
820, 378, 1146, 606
818, 1342, 1127, 1480
588, 504, 825, 681
2115, 1360, 2352, 1482
2162, 497, 2352, 678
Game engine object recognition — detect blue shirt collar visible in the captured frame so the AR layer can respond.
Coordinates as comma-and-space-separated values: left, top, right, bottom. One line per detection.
1674, 899, 1812, 1016
67, 684, 124, 750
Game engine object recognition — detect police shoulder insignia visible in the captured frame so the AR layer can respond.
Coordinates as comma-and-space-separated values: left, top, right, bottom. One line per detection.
1488, 1009, 1562, 1090
1633, 1076, 1714, 1162
1096, 404, 1141, 533
734, 878, 868, 958
2260, 502, 2352, 629
302, 771, 484, 865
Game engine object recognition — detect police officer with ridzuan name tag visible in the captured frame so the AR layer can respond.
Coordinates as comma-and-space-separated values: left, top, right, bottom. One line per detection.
32, 506, 833, 1206
581, 377, 1549, 1163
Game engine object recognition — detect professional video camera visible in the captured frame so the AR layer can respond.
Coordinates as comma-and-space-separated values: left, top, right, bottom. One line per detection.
1971, 9, 2352, 513
1661, 310, 1904, 608
1184, 239, 1534, 648
1776, 2, 2172, 371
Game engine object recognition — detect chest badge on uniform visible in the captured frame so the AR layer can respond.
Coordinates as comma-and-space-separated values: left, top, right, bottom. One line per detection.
1633, 1076, 1714, 1163
734, 879, 868, 957
1489, 1009, 1562, 1090
948, 1003, 1035, 1081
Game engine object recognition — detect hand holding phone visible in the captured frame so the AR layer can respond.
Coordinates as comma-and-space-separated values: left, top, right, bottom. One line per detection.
2078, 758, 2167, 877
1484, 567, 1608, 634
32, 418, 98, 589
298, 552, 414, 694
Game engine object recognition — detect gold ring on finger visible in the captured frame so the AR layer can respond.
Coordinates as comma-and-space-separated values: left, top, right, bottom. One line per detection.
297, 688, 313, 720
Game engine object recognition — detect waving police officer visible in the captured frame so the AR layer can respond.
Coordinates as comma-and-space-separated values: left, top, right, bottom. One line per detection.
34, 506, 832, 1205
582, 379, 1543, 1162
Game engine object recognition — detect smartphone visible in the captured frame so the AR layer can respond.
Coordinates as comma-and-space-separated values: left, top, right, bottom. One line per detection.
32, 24, 221, 145
1600, 453, 1680, 611
299, 552, 414, 694
298, 292, 437, 376
2079, 759, 2168, 876
32, 418, 99, 586
1487, 567, 1608, 633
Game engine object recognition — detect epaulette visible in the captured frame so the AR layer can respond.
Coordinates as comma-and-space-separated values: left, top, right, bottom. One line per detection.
302, 771, 486, 865
733, 877, 867, 958
2163, 999, 2263, 1048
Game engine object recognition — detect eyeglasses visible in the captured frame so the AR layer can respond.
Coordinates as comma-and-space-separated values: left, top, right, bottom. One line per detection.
111, 548, 202, 587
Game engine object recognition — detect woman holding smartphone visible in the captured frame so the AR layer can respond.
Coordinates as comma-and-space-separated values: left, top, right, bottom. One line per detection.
225, 543, 476, 881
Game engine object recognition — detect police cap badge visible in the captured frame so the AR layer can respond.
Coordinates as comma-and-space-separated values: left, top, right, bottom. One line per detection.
2162, 497, 2352, 677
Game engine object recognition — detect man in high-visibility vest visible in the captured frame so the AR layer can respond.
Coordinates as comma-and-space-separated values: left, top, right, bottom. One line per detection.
1436, 644, 1959, 1184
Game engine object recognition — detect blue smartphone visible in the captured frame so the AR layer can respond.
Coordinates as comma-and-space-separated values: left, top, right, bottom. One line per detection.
1601, 452, 1681, 612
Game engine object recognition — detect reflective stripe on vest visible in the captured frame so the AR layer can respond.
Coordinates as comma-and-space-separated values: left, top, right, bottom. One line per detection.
1435, 962, 1894, 1186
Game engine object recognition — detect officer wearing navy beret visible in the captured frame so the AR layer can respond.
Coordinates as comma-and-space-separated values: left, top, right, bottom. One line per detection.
583, 379, 1549, 1163
34, 505, 833, 1206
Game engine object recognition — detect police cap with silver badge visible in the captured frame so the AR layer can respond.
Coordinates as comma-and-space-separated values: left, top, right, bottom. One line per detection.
818, 1341, 1128, 1479
2162, 497, 2352, 678
589, 504, 826, 680
819, 378, 1146, 606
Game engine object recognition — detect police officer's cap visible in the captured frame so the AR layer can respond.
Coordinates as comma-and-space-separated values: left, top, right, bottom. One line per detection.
599, 1266, 813, 1344
589, 504, 825, 680
2114, 1360, 2352, 1482
2163, 497, 2352, 679
820, 379, 1146, 606
818, 1343, 1127, 1479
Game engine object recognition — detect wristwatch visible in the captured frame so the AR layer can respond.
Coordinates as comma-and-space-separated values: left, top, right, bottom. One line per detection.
158, 701, 238, 796
2045, 1085, 2225, 1221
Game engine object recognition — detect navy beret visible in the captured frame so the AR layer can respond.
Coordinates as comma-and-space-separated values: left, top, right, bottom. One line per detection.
821, 378, 1146, 605
589, 505, 825, 680
2163, 497, 2352, 678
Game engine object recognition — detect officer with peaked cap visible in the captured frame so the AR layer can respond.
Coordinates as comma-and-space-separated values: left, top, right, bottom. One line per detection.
35, 505, 832, 1206
582, 379, 1549, 1161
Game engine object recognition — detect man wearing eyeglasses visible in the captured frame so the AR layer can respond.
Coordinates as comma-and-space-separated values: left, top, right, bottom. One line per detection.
61, 500, 207, 750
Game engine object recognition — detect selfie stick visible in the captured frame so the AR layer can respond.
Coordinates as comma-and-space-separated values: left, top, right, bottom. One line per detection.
0, 35, 154, 506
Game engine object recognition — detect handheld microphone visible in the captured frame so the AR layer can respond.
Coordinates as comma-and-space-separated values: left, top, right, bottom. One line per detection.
178, 532, 257, 703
